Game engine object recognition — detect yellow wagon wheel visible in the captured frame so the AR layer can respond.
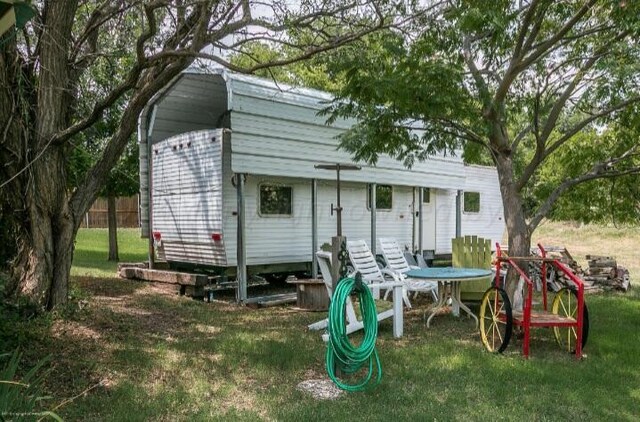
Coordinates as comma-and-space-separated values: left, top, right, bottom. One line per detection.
551, 288, 589, 353
479, 286, 513, 353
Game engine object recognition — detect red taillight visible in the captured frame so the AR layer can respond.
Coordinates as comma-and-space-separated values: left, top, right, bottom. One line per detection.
152, 231, 162, 241
211, 233, 222, 242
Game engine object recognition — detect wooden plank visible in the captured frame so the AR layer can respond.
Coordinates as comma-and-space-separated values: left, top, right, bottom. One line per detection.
117, 262, 148, 271
512, 310, 576, 325
586, 254, 613, 260
588, 259, 617, 268
119, 267, 208, 286
245, 292, 297, 308
452, 238, 462, 267
258, 295, 297, 308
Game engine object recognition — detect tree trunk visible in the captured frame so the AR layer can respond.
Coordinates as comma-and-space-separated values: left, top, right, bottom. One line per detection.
0, 42, 23, 269
107, 195, 119, 261
9, 146, 78, 310
495, 154, 532, 310
4, 1, 79, 310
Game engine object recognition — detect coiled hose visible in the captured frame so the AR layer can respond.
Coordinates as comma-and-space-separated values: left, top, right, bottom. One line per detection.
326, 274, 381, 391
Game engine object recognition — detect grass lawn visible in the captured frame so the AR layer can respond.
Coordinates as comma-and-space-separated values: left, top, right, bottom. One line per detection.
71, 228, 148, 278
2, 223, 639, 420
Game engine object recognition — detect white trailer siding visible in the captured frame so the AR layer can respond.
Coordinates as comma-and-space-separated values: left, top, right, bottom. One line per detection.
139, 68, 507, 273
223, 177, 415, 267
227, 76, 466, 189
140, 70, 469, 240
152, 130, 227, 266
140, 74, 228, 236
435, 189, 457, 253
461, 165, 505, 248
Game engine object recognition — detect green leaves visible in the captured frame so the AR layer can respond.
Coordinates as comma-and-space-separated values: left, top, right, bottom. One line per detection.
0, 351, 61, 421
321, 1, 640, 227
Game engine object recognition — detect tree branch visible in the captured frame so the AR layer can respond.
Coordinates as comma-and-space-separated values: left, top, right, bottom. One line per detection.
71, 1, 142, 64
511, 0, 541, 62
510, 123, 533, 151
50, 1, 165, 146
516, 32, 629, 191
148, 16, 386, 74
69, 59, 189, 219
529, 147, 640, 229
516, 95, 640, 192
462, 35, 491, 108
538, 31, 629, 144
514, 0, 597, 73
438, 118, 489, 148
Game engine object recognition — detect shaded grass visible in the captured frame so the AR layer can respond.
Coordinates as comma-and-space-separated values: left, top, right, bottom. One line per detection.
1, 224, 638, 420
71, 228, 147, 278
43, 283, 640, 421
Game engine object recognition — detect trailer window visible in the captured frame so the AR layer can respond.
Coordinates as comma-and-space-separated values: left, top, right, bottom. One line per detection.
367, 185, 393, 210
464, 191, 480, 213
259, 184, 293, 216
422, 188, 431, 203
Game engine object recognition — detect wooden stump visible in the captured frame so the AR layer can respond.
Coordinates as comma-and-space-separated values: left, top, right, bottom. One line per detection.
288, 279, 330, 311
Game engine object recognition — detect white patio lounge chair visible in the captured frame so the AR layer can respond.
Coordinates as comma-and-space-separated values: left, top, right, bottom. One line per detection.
379, 237, 439, 302
346, 239, 413, 308
307, 251, 404, 338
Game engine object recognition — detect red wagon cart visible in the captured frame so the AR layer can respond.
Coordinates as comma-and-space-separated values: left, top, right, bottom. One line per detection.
479, 243, 589, 359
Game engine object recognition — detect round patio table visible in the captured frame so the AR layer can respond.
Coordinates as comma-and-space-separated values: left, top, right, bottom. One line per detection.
405, 267, 493, 327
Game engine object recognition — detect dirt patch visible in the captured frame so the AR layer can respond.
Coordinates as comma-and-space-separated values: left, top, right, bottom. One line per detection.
52, 320, 102, 341
297, 378, 344, 400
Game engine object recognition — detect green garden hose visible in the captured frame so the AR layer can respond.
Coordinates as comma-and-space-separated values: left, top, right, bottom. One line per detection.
325, 274, 381, 391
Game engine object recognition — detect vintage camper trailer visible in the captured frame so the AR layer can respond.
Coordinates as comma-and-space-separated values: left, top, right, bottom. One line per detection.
138, 67, 506, 301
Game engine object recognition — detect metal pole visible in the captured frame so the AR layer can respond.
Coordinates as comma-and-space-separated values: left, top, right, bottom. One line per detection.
311, 178, 318, 279
456, 189, 462, 237
147, 105, 157, 270
370, 183, 376, 257
147, 136, 155, 269
412, 187, 417, 251
418, 187, 424, 254
336, 164, 342, 236
331, 236, 345, 292
236, 174, 247, 304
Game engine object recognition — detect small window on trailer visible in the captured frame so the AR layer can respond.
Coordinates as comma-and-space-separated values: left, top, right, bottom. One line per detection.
422, 188, 431, 203
259, 184, 293, 216
367, 184, 393, 210
464, 191, 480, 213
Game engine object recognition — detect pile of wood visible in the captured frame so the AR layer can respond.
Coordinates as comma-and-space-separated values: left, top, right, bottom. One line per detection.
583, 255, 631, 292
520, 247, 631, 294
528, 246, 587, 292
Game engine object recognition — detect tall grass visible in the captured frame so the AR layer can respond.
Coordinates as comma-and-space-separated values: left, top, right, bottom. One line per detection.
0, 351, 61, 421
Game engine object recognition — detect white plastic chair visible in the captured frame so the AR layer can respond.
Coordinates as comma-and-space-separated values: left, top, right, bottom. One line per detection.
307, 251, 404, 338
379, 238, 438, 302
346, 240, 413, 308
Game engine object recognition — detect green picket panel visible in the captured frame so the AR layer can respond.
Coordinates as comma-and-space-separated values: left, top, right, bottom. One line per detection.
453, 236, 492, 301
